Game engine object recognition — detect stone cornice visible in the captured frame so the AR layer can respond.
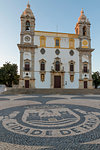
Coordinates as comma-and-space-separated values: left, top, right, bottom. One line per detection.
17, 44, 38, 50
76, 48, 94, 52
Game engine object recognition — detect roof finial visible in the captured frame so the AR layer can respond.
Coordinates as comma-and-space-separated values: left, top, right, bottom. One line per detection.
81, 8, 84, 15
27, 0, 30, 8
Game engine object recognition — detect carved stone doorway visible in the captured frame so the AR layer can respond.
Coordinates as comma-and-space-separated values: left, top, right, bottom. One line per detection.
54, 76, 61, 88
25, 80, 29, 88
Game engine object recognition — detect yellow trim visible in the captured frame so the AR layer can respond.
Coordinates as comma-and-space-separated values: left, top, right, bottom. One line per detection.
69, 39, 75, 49
82, 46, 88, 48
54, 37, 60, 48
35, 31, 78, 38
38, 46, 76, 50
40, 36, 46, 47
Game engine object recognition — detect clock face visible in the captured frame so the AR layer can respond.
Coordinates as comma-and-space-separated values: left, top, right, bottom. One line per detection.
24, 35, 31, 43
82, 40, 88, 46
82, 40, 88, 48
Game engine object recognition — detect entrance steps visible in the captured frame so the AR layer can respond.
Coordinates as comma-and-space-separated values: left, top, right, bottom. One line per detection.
1, 88, 100, 95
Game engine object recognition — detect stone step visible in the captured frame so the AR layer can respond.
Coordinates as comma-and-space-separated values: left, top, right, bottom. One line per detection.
1, 88, 100, 95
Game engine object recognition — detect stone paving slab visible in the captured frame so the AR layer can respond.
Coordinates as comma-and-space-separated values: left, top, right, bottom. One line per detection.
0, 94, 100, 149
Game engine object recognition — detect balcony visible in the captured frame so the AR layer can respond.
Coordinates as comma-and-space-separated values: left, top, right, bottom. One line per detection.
24, 68, 31, 71
82, 69, 89, 73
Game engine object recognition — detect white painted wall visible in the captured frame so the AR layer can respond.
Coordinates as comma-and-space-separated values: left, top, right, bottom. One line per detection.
82, 55, 89, 63
64, 73, 79, 89
23, 52, 31, 60
35, 72, 50, 88
34, 34, 80, 88
21, 35, 80, 89
34, 35, 80, 49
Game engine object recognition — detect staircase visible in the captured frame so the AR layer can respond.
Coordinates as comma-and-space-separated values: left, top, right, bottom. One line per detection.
2, 88, 100, 95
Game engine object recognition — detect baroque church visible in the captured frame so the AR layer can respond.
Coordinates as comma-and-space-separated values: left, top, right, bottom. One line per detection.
18, 3, 94, 89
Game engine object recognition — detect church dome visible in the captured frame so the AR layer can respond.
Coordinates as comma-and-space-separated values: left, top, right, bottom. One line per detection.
78, 9, 86, 22
21, 3, 35, 18
78, 9, 90, 24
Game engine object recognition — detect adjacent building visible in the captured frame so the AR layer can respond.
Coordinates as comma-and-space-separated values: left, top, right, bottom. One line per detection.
18, 3, 94, 89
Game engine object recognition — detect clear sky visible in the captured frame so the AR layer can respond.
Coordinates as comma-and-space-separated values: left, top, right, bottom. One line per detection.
0, 0, 100, 73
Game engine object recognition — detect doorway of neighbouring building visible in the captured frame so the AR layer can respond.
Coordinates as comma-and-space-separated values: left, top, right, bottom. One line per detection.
54, 76, 61, 88
25, 80, 29, 88
84, 81, 87, 89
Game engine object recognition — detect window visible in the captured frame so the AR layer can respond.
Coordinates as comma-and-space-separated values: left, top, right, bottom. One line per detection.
40, 61, 45, 71
41, 74, 45, 82
83, 64, 87, 73
70, 63, 74, 72
26, 21, 30, 31
55, 61, 60, 71
55, 49, 60, 55
40, 48, 45, 54
56, 39, 59, 46
83, 26, 86, 36
40, 36, 46, 47
70, 75, 74, 82
55, 38, 60, 48
25, 62, 30, 71
69, 39, 75, 49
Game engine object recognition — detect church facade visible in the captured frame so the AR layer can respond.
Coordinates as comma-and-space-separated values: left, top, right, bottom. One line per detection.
18, 3, 94, 89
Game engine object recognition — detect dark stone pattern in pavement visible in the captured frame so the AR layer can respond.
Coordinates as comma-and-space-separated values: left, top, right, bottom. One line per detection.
0, 95, 100, 150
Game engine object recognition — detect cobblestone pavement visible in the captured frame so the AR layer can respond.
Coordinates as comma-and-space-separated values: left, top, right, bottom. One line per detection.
0, 94, 100, 150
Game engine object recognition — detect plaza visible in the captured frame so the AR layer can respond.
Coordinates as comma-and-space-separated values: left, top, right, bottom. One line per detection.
0, 93, 100, 150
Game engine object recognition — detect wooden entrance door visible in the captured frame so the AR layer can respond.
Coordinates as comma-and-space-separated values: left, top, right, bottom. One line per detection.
54, 76, 61, 88
25, 80, 29, 88
84, 81, 87, 89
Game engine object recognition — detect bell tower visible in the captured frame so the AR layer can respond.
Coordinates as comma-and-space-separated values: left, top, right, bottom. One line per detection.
18, 2, 37, 88
20, 2, 35, 45
75, 9, 94, 89
75, 9, 91, 37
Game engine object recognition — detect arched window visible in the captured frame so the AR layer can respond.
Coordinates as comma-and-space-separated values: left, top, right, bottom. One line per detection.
25, 62, 30, 71
55, 61, 60, 71
76, 28, 78, 35
70, 63, 74, 72
40, 61, 45, 71
26, 21, 30, 31
83, 26, 86, 36
83, 64, 87, 73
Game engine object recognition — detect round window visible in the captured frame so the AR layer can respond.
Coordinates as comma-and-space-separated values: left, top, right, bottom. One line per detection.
55, 49, 60, 55
69, 50, 74, 56
40, 48, 45, 54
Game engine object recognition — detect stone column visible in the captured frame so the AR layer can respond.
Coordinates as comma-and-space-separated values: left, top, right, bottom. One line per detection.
89, 52, 92, 80
30, 49, 35, 88
88, 52, 93, 89
79, 52, 82, 79
31, 50, 35, 79
79, 52, 83, 89
50, 73, 54, 88
20, 51, 24, 79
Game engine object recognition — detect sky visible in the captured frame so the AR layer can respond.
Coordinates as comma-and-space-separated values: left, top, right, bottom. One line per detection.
0, 0, 100, 73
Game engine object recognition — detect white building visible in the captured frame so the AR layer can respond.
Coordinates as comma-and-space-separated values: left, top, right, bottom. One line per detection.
18, 3, 94, 89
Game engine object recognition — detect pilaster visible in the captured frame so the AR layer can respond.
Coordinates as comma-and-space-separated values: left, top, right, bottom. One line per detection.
20, 51, 24, 79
